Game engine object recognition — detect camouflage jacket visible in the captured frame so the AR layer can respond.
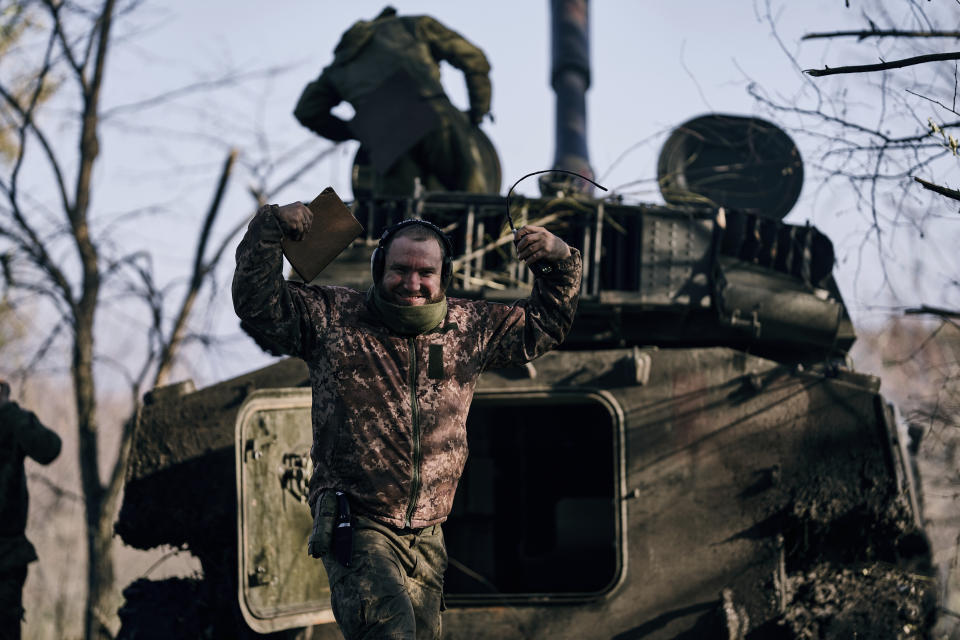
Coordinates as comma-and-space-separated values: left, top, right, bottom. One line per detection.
232, 207, 581, 528
0, 401, 61, 570
294, 12, 491, 143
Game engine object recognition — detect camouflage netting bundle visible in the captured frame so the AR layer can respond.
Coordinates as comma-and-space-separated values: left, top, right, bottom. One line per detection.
778, 562, 936, 640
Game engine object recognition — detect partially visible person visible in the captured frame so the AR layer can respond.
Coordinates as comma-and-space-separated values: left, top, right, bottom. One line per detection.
294, 5, 496, 195
0, 380, 61, 640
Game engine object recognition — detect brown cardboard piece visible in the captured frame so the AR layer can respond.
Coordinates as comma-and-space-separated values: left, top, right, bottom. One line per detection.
282, 187, 364, 282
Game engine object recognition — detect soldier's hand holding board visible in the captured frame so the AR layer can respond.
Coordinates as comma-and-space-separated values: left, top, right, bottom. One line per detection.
276, 187, 364, 282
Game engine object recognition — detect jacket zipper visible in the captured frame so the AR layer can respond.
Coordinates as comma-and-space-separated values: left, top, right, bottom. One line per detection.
404, 337, 422, 528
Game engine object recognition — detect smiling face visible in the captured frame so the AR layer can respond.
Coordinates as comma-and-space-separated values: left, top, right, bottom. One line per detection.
378, 234, 445, 306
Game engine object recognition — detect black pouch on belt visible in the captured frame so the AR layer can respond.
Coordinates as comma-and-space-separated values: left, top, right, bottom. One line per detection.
332, 490, 353, 567
307, 490, 336, 559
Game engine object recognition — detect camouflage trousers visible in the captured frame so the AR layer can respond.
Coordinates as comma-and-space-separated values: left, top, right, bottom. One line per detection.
0, 565, 26, 640
321, 515, 446, 640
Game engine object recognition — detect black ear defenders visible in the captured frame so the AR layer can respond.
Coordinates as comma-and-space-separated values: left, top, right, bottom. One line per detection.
370, 219, 454, 288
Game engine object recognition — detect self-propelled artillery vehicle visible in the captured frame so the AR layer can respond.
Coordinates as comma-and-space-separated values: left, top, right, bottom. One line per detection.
115, 3, 936, 639
115, 123, 935, 639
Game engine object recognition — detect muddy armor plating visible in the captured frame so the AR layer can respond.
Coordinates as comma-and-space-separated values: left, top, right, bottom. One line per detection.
232, 206, 581, 528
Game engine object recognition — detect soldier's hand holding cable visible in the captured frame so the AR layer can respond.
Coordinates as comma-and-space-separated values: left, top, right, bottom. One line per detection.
515, 225, 570, 265
274, 202, 313, 241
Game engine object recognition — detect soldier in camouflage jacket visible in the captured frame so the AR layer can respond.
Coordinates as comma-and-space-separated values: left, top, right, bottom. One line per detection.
233, 202, 580, 639
294, 6, 495, 195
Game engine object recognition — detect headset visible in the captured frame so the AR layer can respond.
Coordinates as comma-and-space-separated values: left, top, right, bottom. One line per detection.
370, 219, 454, 288
504, 168, 608, 276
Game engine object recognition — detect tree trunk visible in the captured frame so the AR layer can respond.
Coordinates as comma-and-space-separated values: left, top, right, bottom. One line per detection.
74, 304, 114, 639
72, 2, 115, 637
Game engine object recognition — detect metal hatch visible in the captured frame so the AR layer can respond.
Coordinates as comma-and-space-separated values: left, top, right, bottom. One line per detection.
235, 388, 334, 634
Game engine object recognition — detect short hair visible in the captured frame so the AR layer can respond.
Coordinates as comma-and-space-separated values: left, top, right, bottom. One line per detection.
371, 219, 453, 286
0, 380, 9, 397
383, 223, 448, 260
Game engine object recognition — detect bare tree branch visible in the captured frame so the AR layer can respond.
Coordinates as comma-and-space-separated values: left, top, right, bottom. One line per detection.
153, 148, 236, 387
913, 176, 960, 201
100, 66, 290, 120
806, 52, 960, 77
41, 0, 86, 79
749, 83, 902, 142
28, 471, 84, 502
0, 23, 77, 308
0, 81, 73, 214
905, 88, 960, 117
79, 0, 101, 76
206, 143, 340, 272
0, 209, 75, 312
803, 29, 960, 41
19, 318, 67, 376
905, 304, 960, 319
138, 547, 188, 580
101, 405, 138, 540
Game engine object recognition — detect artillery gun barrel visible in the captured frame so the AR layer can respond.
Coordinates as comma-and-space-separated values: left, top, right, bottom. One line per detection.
548, 0, 594, 193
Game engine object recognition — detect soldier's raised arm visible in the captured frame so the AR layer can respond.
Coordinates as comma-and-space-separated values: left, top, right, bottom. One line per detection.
477, 226, 582, 370
416, 15, 492, 124
293, 72, 353, 142
232, 202, 327, 358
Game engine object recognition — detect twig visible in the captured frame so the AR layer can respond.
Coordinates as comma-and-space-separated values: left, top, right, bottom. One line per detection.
0, 41, 76, 308
883, 320, 950, 367
27, 472, 83, 502
139, 548, 188, 579
803, 30, 960, 41
806, 52, 960, 77
954, 62, 958, 113
748, 83, 907, 142
153, 148, 236, 387
905, 88, 960, 117
40, 0, 85, 79
913, 176, 960, 202
905, 305, 960, 319
21, 319, 66, 375
100, 66, 291, 120
207, 144, 341, 273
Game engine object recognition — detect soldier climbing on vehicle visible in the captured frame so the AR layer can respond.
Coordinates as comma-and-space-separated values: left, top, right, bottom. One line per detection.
294, 5, 499, 196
